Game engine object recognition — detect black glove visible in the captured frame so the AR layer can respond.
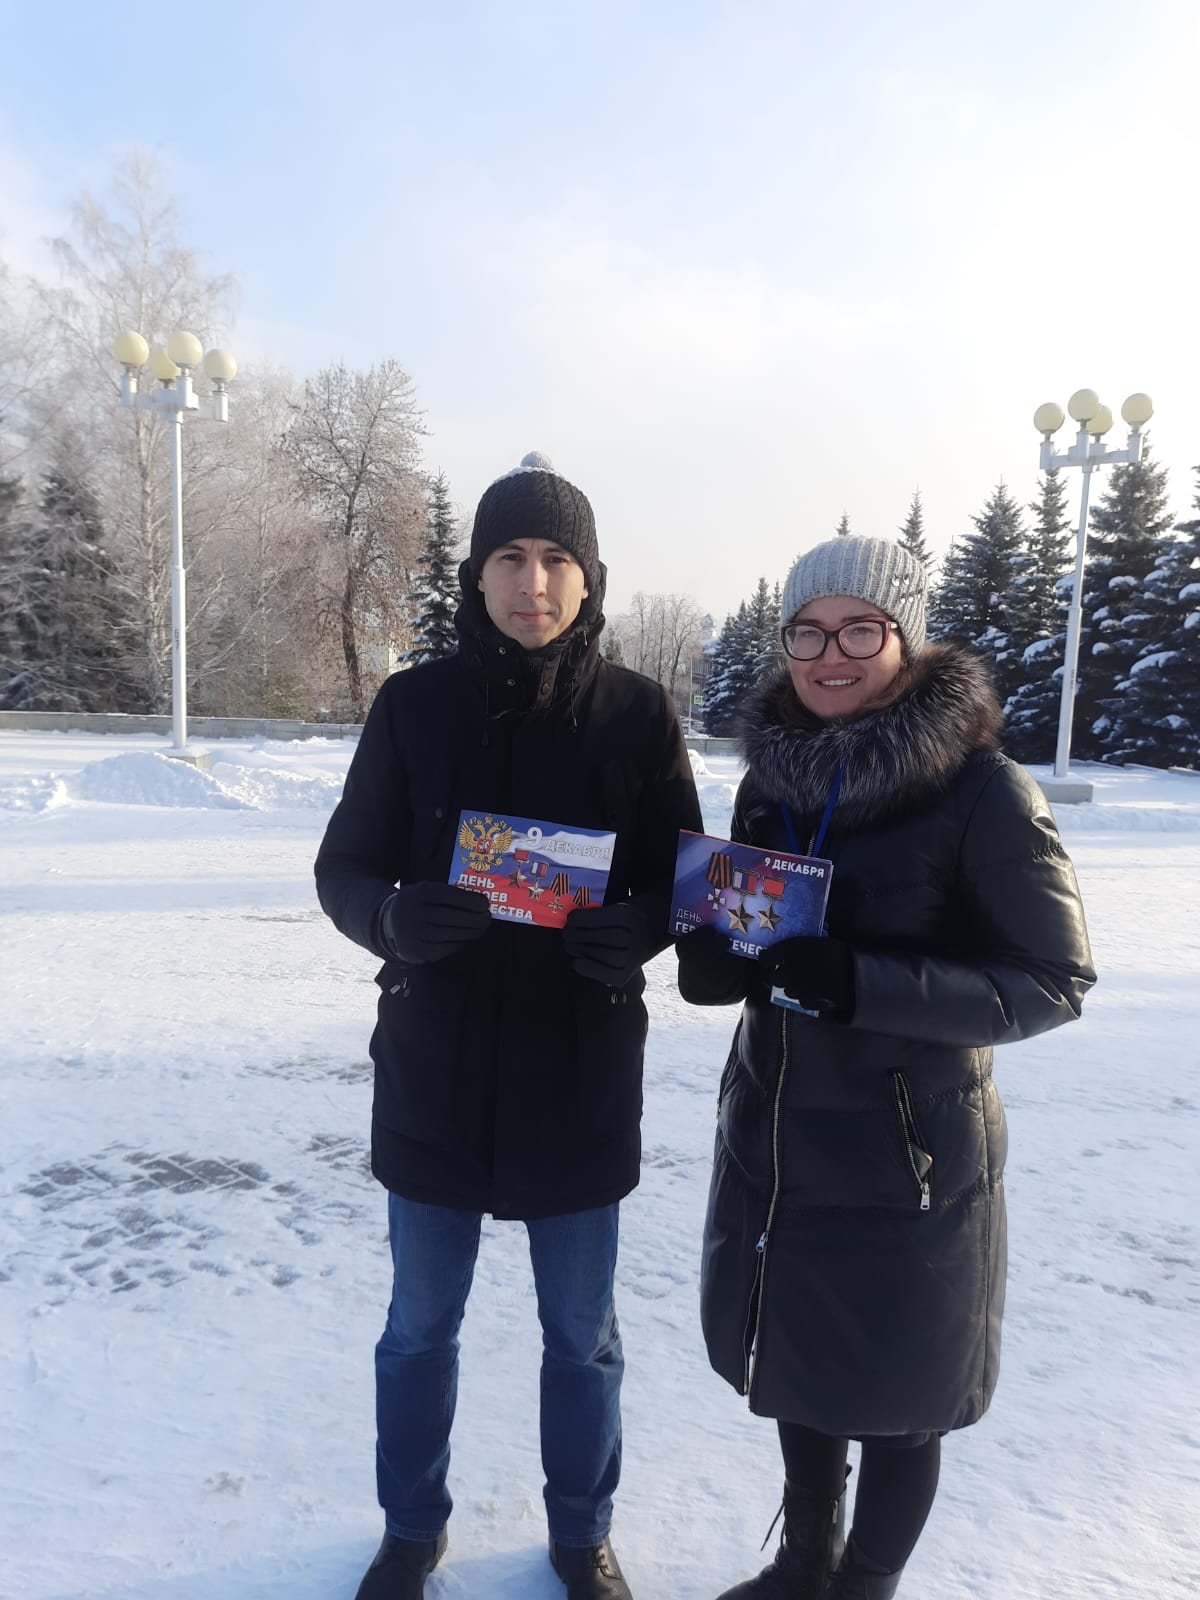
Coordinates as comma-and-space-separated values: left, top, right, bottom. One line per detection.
562, 902, 650, 987
676, 926, 751, 1006
758, 935, 855, 1019
378, 882, 492, 965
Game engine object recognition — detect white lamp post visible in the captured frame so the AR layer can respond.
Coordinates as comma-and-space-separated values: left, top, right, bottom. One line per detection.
113, 330, 237, 766
1032, 387, 1154, 802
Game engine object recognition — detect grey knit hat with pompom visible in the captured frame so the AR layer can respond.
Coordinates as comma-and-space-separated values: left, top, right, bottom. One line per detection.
781, 535, 928, 655
469, 451, 599, 592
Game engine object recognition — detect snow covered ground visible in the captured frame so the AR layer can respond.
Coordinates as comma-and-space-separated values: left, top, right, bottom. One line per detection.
1, 729, 1197, 1600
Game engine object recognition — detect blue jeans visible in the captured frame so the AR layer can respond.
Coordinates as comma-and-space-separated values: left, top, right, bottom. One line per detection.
376, 1193, 624, 1547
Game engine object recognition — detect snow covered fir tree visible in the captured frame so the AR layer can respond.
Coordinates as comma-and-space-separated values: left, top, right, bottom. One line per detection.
1070, 452, 1175, 761
405, 472, 461, 666
701, 579, 781, 736
927, 481, 1027, 705
0, 460, 138, 713
701, 601, 754, 736
1091, 465, 1200, 768
898, 490, 934, 572
0, 466, 27, 704
925, 454, 1197, 770
999, 469, 1074, 764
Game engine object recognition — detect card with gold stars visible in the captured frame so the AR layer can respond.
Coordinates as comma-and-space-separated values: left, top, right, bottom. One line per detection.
450, 810, 617, 929
671, 830, 833, 959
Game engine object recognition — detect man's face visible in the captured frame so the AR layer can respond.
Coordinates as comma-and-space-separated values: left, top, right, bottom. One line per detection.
477, 538, 590, 649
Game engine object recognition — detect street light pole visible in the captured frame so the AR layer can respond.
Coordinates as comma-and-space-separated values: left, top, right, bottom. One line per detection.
1032, 388, 1154, 794
112, 330, 237, 765
167, 395, 187, 753
1055, 450, 1095, 782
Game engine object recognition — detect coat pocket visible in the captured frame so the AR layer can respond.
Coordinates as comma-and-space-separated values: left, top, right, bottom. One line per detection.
891, 1071, 934, 1211
370, 958, 473, 1139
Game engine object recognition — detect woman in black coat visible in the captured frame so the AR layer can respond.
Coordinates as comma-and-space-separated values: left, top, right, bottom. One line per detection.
678, 536, 1095, 1600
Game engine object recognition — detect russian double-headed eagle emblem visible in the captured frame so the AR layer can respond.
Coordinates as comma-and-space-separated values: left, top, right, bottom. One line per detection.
457, 814, 515, 872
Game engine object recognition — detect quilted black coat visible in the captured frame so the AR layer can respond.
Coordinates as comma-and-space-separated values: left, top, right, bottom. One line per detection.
315, 570, 702, 1220
681, 646, 1096, 1435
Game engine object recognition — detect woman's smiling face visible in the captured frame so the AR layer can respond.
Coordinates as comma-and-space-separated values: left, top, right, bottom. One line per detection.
785, 594, 905, 720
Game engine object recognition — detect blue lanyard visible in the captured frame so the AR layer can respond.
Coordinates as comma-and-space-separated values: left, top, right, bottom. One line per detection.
781, 765, 842, 857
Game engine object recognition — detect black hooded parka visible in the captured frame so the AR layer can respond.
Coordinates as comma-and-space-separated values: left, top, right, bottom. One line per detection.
315, 566, 702, 1220
683, 645, 1096, 1437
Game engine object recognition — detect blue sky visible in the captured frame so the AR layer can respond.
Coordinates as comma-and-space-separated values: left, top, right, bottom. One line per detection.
2, 0, 1197, 618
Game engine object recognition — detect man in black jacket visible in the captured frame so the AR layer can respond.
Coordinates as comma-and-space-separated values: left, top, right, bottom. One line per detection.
315, 452, 702, 1600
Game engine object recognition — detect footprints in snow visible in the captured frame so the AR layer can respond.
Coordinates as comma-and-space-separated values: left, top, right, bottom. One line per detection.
16, 1131, 371, 1305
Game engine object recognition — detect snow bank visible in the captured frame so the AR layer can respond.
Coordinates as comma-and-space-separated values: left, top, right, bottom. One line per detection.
0, 750, 347, 814
67, 752, 251, 808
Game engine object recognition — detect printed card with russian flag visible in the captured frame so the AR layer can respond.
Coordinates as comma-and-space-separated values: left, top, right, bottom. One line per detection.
671, 830, 833, 958
450, 811, 617, 929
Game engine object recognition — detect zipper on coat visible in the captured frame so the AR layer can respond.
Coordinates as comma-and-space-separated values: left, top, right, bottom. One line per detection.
744, 1008, 791, 1398
740, 1236, 766, 1396
891, 1071, 933, 1211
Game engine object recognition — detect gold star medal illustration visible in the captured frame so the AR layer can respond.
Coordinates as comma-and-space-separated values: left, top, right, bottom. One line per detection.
759, 873, 786, 932
727, 865, 757, 935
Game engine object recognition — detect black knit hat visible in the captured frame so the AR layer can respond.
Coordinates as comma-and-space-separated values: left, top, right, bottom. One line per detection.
469, 451, 600, 592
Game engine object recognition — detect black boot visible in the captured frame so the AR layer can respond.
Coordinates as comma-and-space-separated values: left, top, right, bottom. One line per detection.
550, 1535, 634, 1599
714, 1473, 848, 1599
354, 1526, 448, 1600
822, 1537, 903, 1599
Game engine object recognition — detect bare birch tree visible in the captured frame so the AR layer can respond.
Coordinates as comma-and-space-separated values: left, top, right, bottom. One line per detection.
185, 364, 320, 715
281, 359, 425, 719
611, 591, 705, 692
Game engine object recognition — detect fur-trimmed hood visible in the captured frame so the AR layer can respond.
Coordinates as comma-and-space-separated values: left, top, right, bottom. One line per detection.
738, 643, 1003, 829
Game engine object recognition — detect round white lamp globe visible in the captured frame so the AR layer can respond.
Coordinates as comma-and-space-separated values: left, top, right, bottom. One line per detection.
1067, 388, 1101, 422
1088, 404, 1114, 436
113, 330, 149, 368
166, 331, 204, 369
149, 347, 181, 382
1121, 392, 1154, 426
203, 349, 238, 384
1033, 401, 1065, 434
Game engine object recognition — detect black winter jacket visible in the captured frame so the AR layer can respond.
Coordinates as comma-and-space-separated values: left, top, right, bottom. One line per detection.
680, 646, 1095, 1436
315, 575, 702, 1219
